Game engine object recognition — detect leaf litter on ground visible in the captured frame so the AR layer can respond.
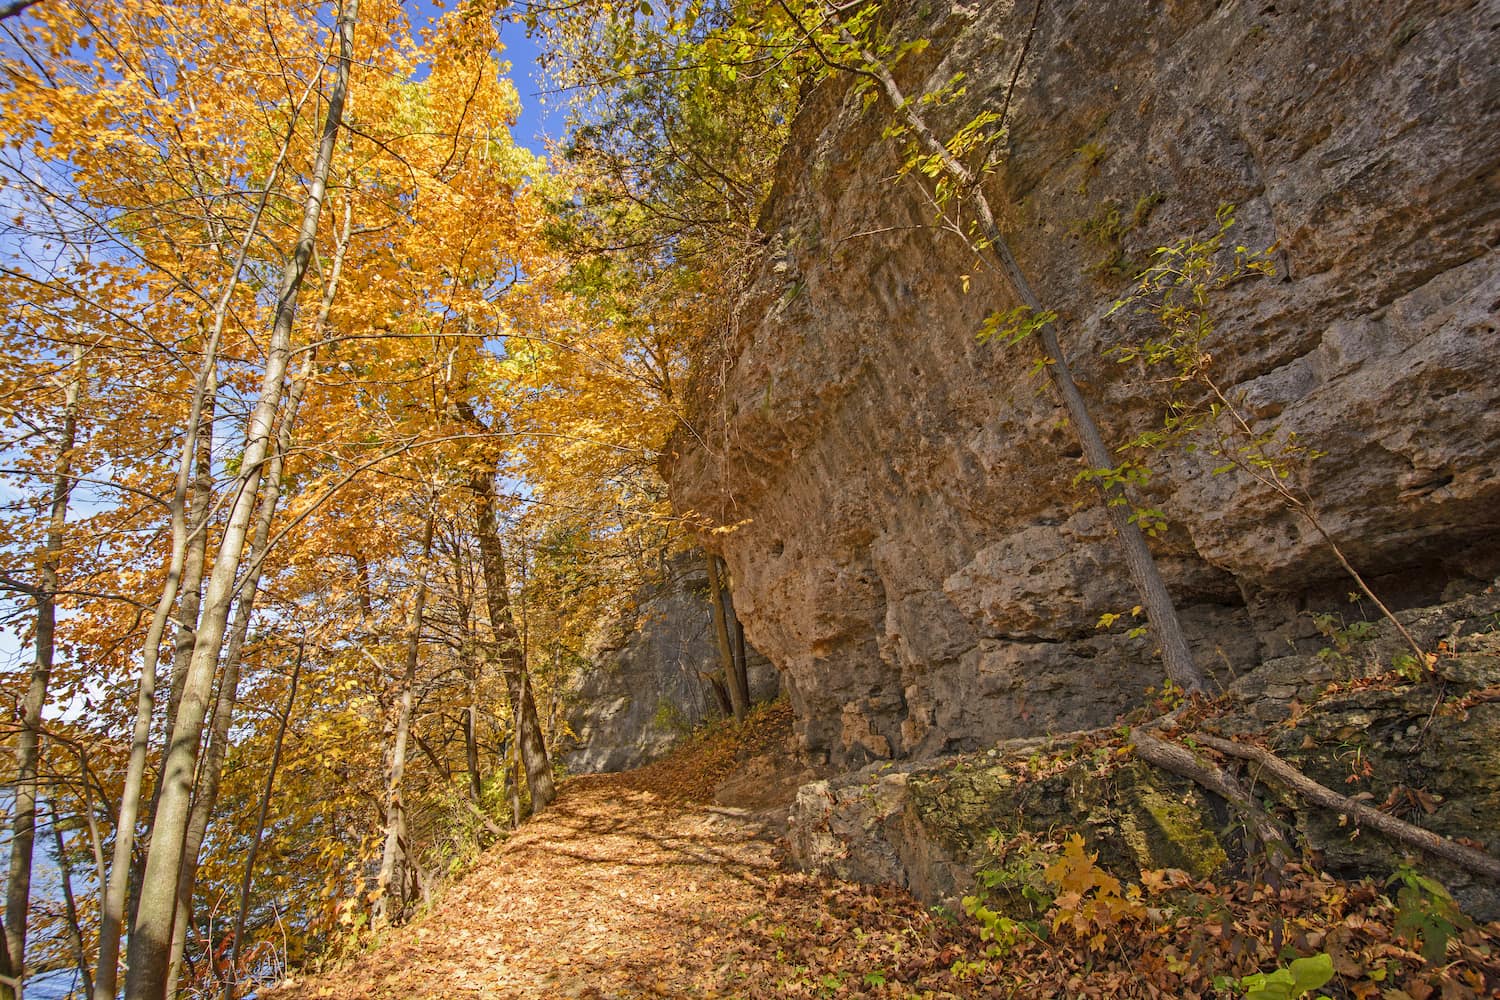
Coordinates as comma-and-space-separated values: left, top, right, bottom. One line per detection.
269, 700, 1500, 999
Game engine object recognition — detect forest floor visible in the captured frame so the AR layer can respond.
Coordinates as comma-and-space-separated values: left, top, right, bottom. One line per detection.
268, 703, 995, 999
269, 698, 1500, 999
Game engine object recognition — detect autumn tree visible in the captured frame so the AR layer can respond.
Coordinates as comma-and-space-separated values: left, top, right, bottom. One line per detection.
1, 0, 573, 993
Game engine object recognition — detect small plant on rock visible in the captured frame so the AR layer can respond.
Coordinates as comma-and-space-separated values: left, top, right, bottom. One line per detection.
1108, 204, 1428, 667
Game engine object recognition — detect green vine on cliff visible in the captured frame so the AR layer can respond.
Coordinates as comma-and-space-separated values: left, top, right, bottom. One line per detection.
1107, 204, 1427, 665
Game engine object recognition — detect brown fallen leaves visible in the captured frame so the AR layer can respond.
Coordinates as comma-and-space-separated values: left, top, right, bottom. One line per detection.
270, 704, 1500, 999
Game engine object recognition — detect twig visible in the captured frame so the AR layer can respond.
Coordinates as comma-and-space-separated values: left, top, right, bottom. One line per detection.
1130, 727, 1287, 854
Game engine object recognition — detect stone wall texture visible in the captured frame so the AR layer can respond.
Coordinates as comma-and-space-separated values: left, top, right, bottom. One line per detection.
665, 0, 1500, 768
563, 557, 779, 773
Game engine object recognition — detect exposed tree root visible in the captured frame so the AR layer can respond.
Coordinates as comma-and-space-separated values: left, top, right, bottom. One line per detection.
1133, 721, 1500, 884
1189, 732, 1500, 883
1129, 727, 1288, 855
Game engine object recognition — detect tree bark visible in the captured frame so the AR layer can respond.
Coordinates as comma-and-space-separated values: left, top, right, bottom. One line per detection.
224, 645, 301, 1000
1130, 727, 1288, 854
161, 386, 216, 765
94, 30, 314, 1000
470, 471, 555, 812
123, 3, 357, 995
465, 703, 483, 802
1189, 732, 1500, 882
2, 343, 81, 997
373, 510, 435, 928
51, 812, 95, 1000
706, 554, 748, 721
164, 177, 346, 1000
164, 351, 319, 997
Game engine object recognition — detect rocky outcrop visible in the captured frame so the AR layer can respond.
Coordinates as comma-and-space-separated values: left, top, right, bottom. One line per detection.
666, 0, 1500, 767
786, 591, 1500, 921
562, 558, 779, 773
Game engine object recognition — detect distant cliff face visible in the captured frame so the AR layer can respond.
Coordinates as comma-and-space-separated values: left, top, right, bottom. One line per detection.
563, 557, 778, 774
666, 0, 1500, 767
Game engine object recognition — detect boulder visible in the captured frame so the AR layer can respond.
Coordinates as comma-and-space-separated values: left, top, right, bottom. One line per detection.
562, 556, 779, 773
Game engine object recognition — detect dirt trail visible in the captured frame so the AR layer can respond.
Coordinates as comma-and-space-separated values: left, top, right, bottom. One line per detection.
274, 777, 786, 999
271, 708, 983, 999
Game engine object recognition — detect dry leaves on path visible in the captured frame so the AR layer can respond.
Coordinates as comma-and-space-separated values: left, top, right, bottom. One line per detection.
271, 706, 987, 999
270, 776, 982, 999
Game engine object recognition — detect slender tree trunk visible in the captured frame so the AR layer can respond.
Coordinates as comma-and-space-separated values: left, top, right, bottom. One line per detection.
163, 387, 216, 756
2, 345, 81, 997
164, 181, 347, 1000
133, 378, 216, 936
825, 12, 1204, 692
224, 646, 301, 1000
95, 38, 316, 1000
124, 5, 357, 996
706, 554, 747, 721
374, 511, 435, 927
51, 813, 96, 1000
469, 471, 554, 812
465, 702, 483, 802
452, 545, 485, 803
730, 595, 751, 707
164, 356, 318, 998
507, 738, 523, 828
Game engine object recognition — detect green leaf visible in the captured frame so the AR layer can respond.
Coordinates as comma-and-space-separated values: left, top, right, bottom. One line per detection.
1286, 953, 1334, 994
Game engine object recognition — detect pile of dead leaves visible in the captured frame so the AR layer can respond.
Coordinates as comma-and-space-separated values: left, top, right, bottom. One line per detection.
602, 699, 796, 804
947, 833, 1500, 999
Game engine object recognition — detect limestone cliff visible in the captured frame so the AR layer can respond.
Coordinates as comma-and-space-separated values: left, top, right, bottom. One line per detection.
665, 0, 1500, 767
563, 557, 779, 773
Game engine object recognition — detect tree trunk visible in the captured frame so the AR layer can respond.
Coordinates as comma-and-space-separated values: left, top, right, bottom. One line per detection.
469, 471, 555, 812
51, 811, 95, 1000
164, 178, 345, 1000
507, 738, 523, 828
830, 14, 1204, 693
2, 344, 81, 997
224, 646, 301, 1000
730, 598, 751, 708
373, 510, 435, 928
134, 376, 216, 946
94, 26, 313, 1000
123, 4, 356, 995
162, 386, 216, 762
465, 703, 483, 802
706, 554, 747, 721
164, 351, 320, 998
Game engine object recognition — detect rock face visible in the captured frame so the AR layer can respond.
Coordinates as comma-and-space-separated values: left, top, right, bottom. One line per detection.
563, 557, 779, 774
666, 0, 1500, 768
786, 591, 1500, 921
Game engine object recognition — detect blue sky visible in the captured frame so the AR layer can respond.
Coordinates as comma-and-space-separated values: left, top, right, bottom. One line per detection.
409, 1, 564, 153
495, 16, 561, 153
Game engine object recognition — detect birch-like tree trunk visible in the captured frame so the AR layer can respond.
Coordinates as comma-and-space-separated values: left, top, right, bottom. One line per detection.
374, 510, 436, 927
93, 39, 318, 1000
123, 3, 358, 995
163, 184, 349, 1000
223, 645, 301, 1000
1, 343, 82, 999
